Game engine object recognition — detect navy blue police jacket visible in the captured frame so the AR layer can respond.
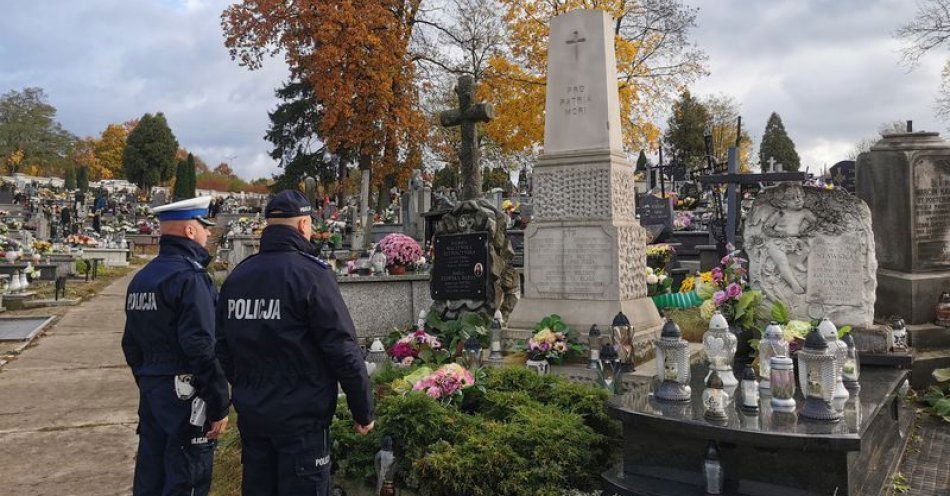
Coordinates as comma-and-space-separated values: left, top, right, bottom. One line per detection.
121, 235, 230, 422
216, 225, 373, 436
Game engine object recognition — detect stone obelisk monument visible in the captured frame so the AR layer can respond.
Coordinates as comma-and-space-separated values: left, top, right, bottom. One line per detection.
508, 9, 662, 361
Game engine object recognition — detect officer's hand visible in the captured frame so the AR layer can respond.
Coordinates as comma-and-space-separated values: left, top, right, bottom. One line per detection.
354, 421, 375, 435
207, 417, 229, 439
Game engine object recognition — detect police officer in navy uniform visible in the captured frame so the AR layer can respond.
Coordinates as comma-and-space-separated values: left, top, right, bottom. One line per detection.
122, 196, 230, 496
217, 190, 374, 496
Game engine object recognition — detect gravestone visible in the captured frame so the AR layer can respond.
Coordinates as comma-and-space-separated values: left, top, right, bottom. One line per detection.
636, 194, 673, 243
507, 9, 662, 355
745, 183, 877, 327
829, 160, 856, 193
857, 131, 950, 324
430, 233, 490, 300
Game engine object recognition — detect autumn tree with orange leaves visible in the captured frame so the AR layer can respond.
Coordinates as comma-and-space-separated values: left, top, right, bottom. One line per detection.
222, 0, 427, 247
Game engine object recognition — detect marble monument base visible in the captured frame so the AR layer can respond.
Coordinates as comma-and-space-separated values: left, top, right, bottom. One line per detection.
875, 268, 950, 325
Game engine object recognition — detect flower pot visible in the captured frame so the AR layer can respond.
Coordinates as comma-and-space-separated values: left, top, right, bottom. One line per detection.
525, 358, 550, 376
388, 264, 407, 276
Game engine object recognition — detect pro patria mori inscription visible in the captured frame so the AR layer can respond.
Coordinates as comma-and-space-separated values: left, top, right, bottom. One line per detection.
527, 226, 614, 298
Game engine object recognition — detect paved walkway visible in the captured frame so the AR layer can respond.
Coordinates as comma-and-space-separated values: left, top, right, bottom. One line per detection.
0, 272, 138, 495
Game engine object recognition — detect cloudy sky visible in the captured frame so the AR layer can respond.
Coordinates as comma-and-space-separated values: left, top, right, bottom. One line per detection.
0, 0, 946, 179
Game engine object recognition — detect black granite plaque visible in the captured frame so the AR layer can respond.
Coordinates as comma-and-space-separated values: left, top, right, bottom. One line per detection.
507, 229, 524, 267
431, 232, 490, 300
637, 194, 673, 242
830, 160, 856, 193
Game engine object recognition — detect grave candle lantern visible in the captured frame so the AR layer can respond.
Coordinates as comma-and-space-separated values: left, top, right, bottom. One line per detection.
703, 311, 738, 387
588, 324, 602, 370
818, 318, 850, 405
936, 291, 950, 327
758, 321, 787, 392
488, 311, 504, 361
703, 441, 724, 495
703, 371, 729, 422
798, 327, 841, 421
740, 365, 759, 414
769, 356, 796, 413
599, 342, 623, 391
654, 319, 691, 402
611, 312, 635, 372
462, 336, 482, 368
842, 333, 861, 393
889, 316, 908, 351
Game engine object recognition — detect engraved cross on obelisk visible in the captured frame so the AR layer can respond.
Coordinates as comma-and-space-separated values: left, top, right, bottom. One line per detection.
566, 30, 586, 61
439, 75, 494, 201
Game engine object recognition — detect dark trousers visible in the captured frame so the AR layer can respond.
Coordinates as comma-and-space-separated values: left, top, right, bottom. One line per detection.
133, 376, 216, 496
240, 428, 331, 496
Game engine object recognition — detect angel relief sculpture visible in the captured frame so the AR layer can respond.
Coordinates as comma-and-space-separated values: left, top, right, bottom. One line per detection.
750, 185, 817, 295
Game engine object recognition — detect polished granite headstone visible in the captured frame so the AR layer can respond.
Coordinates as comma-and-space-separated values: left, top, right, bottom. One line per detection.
603, 363, 911, 496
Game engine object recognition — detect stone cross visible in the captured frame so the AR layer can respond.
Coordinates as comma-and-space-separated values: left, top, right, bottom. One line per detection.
766, 157, 777, 173
439, 75, 494, 201
566, 30, 586, 60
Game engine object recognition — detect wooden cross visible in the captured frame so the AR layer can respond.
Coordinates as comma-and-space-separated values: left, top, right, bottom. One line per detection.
439, 76, 494, 201
566, 30, 586, 61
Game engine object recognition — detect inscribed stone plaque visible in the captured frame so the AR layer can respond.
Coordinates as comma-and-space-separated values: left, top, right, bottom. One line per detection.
528, 226, 614, 298
430, 232, 490, 300
637, 194, 673, 241
543, 9, 623, 155
746, 183, 877, 326
807, 234, 866, 307
913, 156, 950, 270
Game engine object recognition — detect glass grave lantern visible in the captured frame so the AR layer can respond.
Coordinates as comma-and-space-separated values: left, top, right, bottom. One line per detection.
703, 370, 729, 422
611, 312, 635, 372
758, 321, 788, 392
488, 310, 504, 361
599, 342, 624, 393
370, 247, 388, 275
889, 316, 908, 351
588, 324, 602, 370
654, 319, 691, 402
769, 355, 796, 413
818, 318, 850, 405
365, 338, 388, 375
703, 311, 738, 387
798, 327, 841, 421
739, 365, 759, 414
937, 291, 950, 327
703, 441, 724, 495
462, 336, 483, 368
841, 333, 861, 393
416, 310, 428, 331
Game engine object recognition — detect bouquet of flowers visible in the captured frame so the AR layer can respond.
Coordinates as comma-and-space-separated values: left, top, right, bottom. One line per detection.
32, 240, 53, 254
389, 329, 446, 365
672, 211, 694, 231
523, 314, 583, 363
66, 234, 98, 247
697, 248, 763, 329
675, 197, 699, 210
1, 237, 20, 253
378, 233, 423, 268
646, 267, 672, 296
646, 244, 675, 270
392, 364, 479, 405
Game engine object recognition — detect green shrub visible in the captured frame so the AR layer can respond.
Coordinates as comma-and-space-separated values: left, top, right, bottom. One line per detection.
476, 389, 537, 422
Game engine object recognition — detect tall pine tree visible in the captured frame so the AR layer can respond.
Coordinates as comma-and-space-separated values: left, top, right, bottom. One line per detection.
758, 112, 800, 171
174, 153, 197, 200
64, 166, 76, 190
663, 89, 710, 172
185, 153, 196, 198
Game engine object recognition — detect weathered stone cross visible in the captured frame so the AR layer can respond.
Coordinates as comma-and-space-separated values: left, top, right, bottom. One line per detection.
439, 75, 494, 201
566, 30, 586, 61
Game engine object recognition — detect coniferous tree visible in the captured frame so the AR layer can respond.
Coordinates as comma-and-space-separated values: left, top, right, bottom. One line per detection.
185, 153, 197, 198
64, 166, 76, 190
635, 150, 649, 172
174, 159, 189, 200
77, 165, 89, 192
758, 112, 801, 171
663, 89, 710, 172
123, 112, 178, 192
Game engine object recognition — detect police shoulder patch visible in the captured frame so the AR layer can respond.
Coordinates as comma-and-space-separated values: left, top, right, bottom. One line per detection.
299, 252, 330, 269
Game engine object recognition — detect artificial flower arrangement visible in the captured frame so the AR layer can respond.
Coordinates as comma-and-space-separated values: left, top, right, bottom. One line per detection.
4, 219, 22, 231
646, 267, 672, 296
697, 248, 764, 329
388, 329, 448, 366
137, 220, 156, 234
1, 237, 20, 253
32, 240, 53, 254
521, 315, 583, 364
66, 234, 98, 247
378, 233, 423, 271
501, 199, 519, 212
390, 363, 482, 406
758, 301, 852, 354
679, 274, 696, 293
673, 211, 695, 231
675, 196, 699, 210
645, 244, 675, 270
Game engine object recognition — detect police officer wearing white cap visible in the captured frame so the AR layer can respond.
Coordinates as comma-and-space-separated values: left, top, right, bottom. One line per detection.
121, 196, 230, 496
